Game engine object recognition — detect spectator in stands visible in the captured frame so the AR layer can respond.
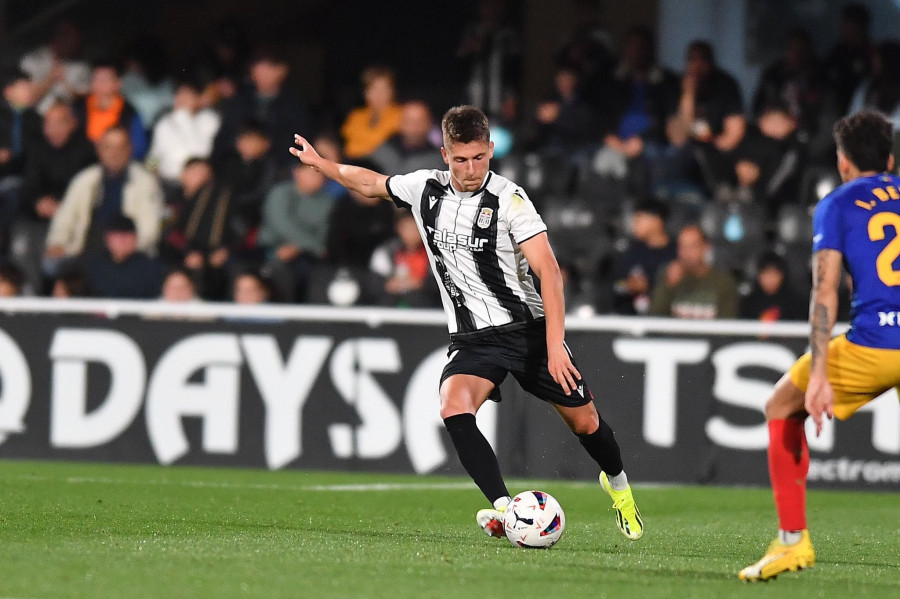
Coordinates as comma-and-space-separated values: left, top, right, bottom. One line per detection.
554, 0, 616, 104
823, 3, 874, 115
528, 64, 598, 159
197, 20, 250, 107
19, 21, 91, 114
213, 46, 312, 171
326, 162, 396, 270
162, 158, 236, 300
369, 101, 444, 174
232, 268, 271, 304
148, 79, 221, 186
73, 60, 148, 159
216, 120, 277, 259
341, 66, 402, 160
369, 210, 437, 308
0, 69, 41, 249
751, 28, 822, 141
258, 160, 339, 302
44, 126, 162, 274
51, 265, 88, 298
740, 251, 805, 322
609, 199, 676, 315
0, 261, 24, 297
603, 26, 679, 195
15, 102, 94, 293
649, 224, 738, 319
0, 69, 41, 177
732, 103, 805, 216
666, 41, 746, 197
457, 0, 522, 123
848, 41, 900, 128
161, 267, 200, 303
84, 214, 163, 299
120, 37, 175, 129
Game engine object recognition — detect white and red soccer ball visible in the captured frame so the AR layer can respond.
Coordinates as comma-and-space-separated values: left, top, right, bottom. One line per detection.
503, 490, 566, 548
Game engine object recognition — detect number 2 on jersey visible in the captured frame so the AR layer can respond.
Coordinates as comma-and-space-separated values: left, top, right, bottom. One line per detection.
868, 212, 900, 286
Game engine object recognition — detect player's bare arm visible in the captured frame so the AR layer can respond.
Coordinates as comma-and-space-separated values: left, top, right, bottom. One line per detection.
806, 248, 842, 434
520, 232, 581, 395
290, 134, 389, 199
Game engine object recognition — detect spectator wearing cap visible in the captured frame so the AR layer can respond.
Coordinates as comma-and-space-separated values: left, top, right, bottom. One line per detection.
72, 60, 148, 159
740, 251, 806, 322
147, 79, 221, 185
44, 125, 162, 274
212, 46, 313, 171
609, 199, 676, 314
84, 214, 163, 299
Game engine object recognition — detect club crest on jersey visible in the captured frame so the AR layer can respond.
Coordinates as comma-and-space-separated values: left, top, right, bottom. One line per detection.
476, 207, 494, 228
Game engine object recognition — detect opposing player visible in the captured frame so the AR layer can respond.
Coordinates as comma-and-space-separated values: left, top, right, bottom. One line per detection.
290, 106, 643, 541
739, 111, 900, 581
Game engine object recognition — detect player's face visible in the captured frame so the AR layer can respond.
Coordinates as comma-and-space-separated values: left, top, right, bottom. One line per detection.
442, 140, 494, 192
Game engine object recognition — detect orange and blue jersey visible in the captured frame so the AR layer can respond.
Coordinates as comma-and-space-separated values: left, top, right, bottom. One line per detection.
813, 173, 900, 349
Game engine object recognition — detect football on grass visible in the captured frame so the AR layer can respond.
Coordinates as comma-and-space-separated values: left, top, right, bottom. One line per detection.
503, 490, 566, 548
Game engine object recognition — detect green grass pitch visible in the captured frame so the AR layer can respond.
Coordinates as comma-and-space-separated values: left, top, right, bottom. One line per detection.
0, 460, 897, 599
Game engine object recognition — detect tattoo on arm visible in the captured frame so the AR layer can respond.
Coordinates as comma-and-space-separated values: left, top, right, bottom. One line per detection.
810, 302, 830, 371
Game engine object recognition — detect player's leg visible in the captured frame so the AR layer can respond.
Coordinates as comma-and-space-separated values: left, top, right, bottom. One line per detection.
440, 373, 511, 538
553, 402, 643, 540
739, 371, 815, 580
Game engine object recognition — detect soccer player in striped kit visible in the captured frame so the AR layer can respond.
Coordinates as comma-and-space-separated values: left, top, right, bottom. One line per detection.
290, 105, 642, 541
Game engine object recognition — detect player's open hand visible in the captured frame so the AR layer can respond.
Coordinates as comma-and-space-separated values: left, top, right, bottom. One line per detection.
804, 373, 834, 436
548, 343, 581, 396
289, 134, 321, 166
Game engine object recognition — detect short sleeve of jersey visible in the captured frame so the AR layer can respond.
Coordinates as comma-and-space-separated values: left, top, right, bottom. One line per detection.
385, 170, 431, 210
505, 188, 547, 244
812, 194, 844, 253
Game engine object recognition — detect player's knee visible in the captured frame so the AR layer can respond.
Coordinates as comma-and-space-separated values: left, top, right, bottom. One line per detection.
564, 406, 600, 436
439, 389, 473, 420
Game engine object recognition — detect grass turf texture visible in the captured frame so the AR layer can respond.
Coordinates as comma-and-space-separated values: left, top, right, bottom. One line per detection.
0, 461, 897, 599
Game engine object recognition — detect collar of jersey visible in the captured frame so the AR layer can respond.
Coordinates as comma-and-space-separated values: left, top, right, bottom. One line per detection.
446, 171, 492, 199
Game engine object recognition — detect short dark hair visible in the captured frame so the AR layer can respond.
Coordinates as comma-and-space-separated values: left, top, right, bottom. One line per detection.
92, 58, 122, 77
687, 40, 714, 65
633, 199, 669, 222
183, 156, 212, 170
1, 68, 30, 88
0, 261, 24, 290
833, 111, 893, 172
756, 250, 787, 275
441, 105, 490, 146
237, 119, 268, 140
842, 3, 870, 29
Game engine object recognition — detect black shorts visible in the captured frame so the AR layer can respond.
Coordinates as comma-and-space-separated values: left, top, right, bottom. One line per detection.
440, 320, 593, 408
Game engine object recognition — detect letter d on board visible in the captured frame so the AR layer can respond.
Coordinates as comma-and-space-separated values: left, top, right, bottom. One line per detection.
49, 329, 146, 448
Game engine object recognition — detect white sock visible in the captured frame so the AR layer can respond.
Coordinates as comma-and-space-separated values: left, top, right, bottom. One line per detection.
607, 471, 629, 491
779, 529, 803, 545
493, 496, 511, 510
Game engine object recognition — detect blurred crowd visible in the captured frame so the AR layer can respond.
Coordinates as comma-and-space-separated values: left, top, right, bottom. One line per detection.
0, 2, 887, 322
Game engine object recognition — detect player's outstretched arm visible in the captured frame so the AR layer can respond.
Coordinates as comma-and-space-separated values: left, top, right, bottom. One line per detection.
520, 232, 581, 396
289, 134, 390, 199
806, 248, 842, 434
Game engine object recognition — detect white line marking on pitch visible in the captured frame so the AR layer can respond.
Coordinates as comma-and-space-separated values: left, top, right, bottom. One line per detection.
10, 474, 669, 492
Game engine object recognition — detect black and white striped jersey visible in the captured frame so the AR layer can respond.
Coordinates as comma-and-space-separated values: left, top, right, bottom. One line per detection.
385, 169, 546, 339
